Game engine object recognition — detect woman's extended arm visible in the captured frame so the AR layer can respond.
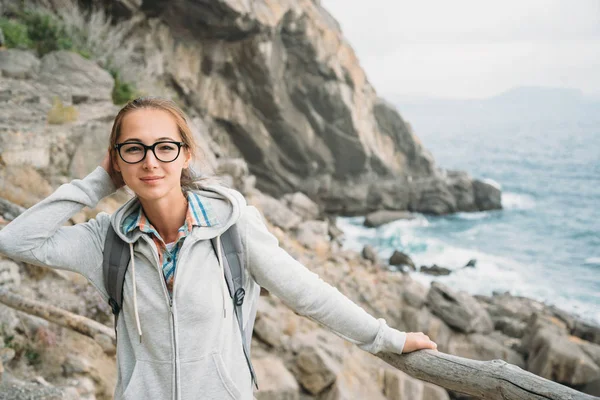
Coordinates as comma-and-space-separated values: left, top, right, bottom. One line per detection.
0, 166, 117, 299
239, 205, 437, 354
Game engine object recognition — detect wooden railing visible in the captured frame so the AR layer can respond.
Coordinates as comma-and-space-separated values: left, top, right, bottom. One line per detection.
378, 350, 597, 400
0, 289, 596, 400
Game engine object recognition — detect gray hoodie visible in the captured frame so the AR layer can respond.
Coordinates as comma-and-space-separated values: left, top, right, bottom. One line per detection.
0, 167, 407, 399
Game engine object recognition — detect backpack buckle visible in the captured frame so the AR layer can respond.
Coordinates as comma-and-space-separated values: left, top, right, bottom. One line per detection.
108, 298, 120, 315
234, 288, 245, 307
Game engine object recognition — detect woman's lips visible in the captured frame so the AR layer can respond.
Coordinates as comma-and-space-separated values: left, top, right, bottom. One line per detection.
139, 176, 164, 184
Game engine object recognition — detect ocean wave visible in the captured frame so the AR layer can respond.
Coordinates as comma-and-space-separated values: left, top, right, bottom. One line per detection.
453, 211, 491, 220
502, 192, 536, 210
584, 257, 600, 266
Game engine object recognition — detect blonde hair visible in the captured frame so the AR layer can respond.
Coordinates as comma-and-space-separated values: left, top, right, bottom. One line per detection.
108, 97, 210, 192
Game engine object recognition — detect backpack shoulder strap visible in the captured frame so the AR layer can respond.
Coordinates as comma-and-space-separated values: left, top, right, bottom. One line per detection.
103, 225, 130, 321
211, 224, 259, 389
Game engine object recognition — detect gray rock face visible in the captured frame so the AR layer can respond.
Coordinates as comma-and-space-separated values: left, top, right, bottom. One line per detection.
426, 282, 494, 334
39, 51, 114, 103
389, 251, 415, 270
363, 210, 415, 227
254, 356, 299, 400
0, 49, 40, 79
523, 314, 600, 386
105, 0, 501, 215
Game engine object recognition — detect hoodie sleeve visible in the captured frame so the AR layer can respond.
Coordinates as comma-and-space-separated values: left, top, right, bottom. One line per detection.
239, 205, 406, 355
0, 167, 116, 299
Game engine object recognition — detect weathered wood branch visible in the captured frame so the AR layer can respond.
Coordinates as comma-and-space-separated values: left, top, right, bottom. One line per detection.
378, 350, 596, 400
0, 289, 115, 342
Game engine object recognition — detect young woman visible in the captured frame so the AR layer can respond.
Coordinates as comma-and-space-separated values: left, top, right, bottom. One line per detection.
0, 97, 437, 399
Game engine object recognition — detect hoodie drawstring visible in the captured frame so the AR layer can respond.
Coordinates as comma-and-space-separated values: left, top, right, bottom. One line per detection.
215, 235, 228, 318
130, 243, 143, 343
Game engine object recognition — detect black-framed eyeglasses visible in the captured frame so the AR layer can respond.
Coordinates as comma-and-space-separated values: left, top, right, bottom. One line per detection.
114, 141, 186, 164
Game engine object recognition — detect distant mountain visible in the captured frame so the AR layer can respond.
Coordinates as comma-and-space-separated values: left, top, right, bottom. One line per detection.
390, 86, 600, 130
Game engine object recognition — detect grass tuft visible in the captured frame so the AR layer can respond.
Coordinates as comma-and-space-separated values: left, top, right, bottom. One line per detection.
47, 97, 78, 124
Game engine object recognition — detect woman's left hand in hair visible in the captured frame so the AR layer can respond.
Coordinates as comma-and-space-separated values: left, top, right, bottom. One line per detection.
100, 151, 125, 190
402, 332, 438, 353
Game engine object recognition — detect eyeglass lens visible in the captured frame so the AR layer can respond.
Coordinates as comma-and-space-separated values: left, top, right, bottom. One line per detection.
119, 142, 181, 163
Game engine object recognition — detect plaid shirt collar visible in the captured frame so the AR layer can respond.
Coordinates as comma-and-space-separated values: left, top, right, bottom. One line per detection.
122, 192, 220, 240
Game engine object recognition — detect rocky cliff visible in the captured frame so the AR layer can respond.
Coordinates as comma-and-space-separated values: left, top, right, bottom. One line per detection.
2, 0, 500, 216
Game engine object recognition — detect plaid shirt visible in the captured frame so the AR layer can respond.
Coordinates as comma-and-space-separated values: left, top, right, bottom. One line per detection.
122, 192, 219, 296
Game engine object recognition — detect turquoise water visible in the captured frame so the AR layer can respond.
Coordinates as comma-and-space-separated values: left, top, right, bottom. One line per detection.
339, 113, 600, 325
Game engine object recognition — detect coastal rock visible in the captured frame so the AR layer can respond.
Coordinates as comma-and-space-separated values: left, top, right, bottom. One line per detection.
295, 345, 340, 395
250, 193, 302, 230
448, 333, 526, 368
401, 306, 453, 351
401, 279, 428, 309
389, 251, 416, 270
282, 192, 320, 221
294, 220, 330, 253
473, 179, 502, 211
361, 245, 379, 265
384, 369, 450, 400
420, 264, 452, 276
523, 314, 600, 385
492, 316, 527, 338
482, 292, 546, 322
254, 356, 299, 400
0, 49, 40, 79
363, 210, 415, 227
427, 282, 494, 334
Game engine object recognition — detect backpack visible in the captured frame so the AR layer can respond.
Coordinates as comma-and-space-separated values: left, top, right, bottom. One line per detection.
102, 224, 258, 389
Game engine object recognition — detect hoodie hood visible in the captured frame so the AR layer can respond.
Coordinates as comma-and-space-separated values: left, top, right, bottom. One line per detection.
110, 184, 247, 244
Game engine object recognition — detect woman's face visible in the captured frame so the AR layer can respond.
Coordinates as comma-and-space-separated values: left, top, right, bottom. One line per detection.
113, 108, 190, 202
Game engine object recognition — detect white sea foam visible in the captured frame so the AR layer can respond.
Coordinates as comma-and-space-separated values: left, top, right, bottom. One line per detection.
584, 257, 600, 265
483, 178, 502, 190
502, 192, 536, 210
454, 211, 491, 220
338, 216, 600, 325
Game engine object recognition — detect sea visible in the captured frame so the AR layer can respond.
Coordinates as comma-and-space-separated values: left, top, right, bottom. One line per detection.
338, 95, 600, 325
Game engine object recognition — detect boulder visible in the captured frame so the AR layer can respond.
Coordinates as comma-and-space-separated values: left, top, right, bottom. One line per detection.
523, 314, 600, 385
295, 346, 340, 395
254, 356, 299, 400
294, 220, 330, 252
0, 49, 40, 79
447, 333, 525, 368
401, 306, 453, 351
420, 264, 452, 276
426, 282, 494, 334
473, 179, 502, 211
383, 369, 450, 400
389, 251, 415, 270
361, 245, 379, 264
250, 193, 302, 230
282, 192, 320, 220
401, 280, 428, 309
363, 210, 415, 228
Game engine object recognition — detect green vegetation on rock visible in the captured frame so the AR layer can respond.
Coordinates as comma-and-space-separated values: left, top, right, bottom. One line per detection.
110, 69, 138, 105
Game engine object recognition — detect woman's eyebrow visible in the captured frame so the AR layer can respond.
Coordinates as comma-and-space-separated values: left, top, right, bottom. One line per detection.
122, 137, 177, 143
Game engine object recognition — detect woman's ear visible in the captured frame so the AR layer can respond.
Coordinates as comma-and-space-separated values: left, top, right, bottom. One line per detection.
183, 147, 191, 169
112, 152, 121, 172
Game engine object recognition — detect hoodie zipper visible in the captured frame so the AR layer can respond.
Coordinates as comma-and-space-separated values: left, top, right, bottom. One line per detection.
143, 235, 197, 400
142, 236, 179, 400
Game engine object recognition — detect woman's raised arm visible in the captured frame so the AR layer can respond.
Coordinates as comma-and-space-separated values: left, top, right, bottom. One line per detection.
0, 165, 118, 299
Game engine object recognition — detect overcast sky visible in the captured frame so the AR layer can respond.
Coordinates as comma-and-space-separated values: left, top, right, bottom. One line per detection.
322, 0, 600, 99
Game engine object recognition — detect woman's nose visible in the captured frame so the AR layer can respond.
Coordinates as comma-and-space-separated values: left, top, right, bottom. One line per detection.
142, 149, 160, 169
